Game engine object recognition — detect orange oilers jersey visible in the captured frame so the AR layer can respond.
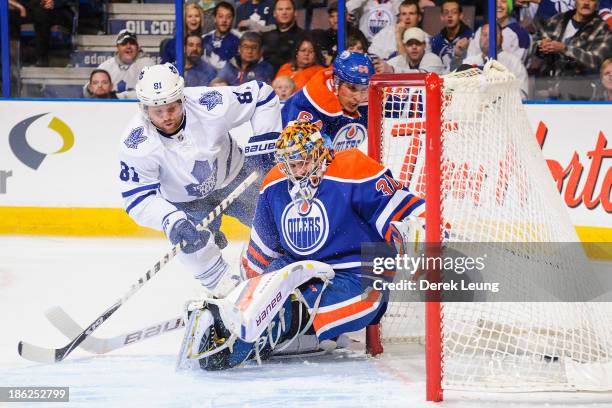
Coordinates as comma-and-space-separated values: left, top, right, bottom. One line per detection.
281, 69, 369, 152
242, 149, 425, 278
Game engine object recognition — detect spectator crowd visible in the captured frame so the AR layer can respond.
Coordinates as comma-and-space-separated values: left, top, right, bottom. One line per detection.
6, 0, 612, 100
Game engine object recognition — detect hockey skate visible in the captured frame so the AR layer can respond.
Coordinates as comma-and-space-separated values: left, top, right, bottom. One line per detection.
177, 300, 288, 371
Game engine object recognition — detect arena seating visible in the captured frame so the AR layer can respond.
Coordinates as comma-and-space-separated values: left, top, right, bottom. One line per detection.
19, 67, 91, 98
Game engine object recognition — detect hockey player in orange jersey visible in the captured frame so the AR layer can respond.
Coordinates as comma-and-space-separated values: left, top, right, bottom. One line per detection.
177, 121, 424, 371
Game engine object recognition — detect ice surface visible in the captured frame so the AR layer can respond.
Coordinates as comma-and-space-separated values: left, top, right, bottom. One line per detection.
1, 236, 611, 408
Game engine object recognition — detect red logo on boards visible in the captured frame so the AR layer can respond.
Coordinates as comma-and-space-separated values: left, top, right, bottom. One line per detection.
536, 122, 611, 212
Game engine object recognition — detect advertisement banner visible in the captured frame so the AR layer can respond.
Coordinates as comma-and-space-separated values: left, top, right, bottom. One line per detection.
0, 100, 609, 242
525, 105, 611, 230
0, 100, 138, 207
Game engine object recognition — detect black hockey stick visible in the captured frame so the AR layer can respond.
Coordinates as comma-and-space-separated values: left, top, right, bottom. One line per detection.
18, 171, 259, 363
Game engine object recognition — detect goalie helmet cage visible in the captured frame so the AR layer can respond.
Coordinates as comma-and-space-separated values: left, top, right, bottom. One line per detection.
365, 67, 612, 402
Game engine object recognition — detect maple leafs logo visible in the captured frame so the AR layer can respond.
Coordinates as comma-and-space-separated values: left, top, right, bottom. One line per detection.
185, 159, 217, 198
199, 90, 223, 111
124, 126, 146, 149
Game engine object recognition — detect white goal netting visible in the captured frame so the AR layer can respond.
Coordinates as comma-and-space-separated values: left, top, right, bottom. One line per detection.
371, 62, 612, 392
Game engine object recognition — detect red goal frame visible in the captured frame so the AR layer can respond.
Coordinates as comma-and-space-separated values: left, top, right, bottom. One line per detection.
366, 73, 444, 402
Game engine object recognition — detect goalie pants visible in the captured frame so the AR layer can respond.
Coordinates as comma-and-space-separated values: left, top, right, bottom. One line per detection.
300, 271, 386, 341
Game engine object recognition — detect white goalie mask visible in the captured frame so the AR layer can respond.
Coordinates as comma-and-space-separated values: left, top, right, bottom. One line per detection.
136, 63, 186, 123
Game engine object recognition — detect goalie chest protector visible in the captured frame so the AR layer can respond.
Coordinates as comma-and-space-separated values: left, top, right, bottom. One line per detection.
249, 149, 424, 274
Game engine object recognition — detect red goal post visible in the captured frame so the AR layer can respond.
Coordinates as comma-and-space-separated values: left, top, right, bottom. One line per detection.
366, 73, 444, 401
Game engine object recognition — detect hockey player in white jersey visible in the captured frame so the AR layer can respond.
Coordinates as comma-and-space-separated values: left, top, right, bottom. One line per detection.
118, 63, 281, 298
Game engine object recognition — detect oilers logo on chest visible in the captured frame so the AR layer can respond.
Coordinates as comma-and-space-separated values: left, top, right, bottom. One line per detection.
281, 198, 330, 256
367, 8, 393, 37
333, 123, 367, 151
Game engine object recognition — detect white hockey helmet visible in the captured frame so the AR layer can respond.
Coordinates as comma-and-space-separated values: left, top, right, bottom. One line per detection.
136, 63, 185, 106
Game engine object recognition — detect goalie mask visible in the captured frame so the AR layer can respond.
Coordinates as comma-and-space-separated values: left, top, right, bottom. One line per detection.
275, 121, 334, 204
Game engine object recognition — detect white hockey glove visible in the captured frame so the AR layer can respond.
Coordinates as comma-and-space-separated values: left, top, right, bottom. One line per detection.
389, 215, 426, 257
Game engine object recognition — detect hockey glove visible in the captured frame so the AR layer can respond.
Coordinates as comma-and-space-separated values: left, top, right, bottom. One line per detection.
389, 216, 426, 257
164, 212, 210, 254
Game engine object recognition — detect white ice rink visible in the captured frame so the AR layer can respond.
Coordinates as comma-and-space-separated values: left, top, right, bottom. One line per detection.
1, 236, 611, 408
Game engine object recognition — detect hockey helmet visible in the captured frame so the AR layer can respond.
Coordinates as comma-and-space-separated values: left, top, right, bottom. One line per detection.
136, 63, 185, 106
332, 51, 374, 86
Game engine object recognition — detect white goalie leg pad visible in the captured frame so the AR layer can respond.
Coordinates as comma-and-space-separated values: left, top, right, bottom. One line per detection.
216, 260, 335, 343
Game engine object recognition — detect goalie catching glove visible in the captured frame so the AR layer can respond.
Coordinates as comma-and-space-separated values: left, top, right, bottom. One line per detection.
176, 260, 335, 370
389, 215, 426, 257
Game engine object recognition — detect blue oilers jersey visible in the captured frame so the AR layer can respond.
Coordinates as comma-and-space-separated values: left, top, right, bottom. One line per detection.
281, 69, 368, 152
242, 149, 424, 277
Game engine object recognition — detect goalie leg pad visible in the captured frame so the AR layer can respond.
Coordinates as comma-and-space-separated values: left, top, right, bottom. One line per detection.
178, 261, 335, 370
187, 301, 295, 371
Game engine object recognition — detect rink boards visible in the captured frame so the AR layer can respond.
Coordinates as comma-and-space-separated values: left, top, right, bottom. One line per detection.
0, 99, 609, 255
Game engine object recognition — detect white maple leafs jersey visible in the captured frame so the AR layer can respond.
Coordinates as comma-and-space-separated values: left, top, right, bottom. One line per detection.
118, 80, 281, 231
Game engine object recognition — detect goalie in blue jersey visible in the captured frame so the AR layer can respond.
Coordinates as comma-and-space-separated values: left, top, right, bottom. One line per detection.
177, 120, 424, 370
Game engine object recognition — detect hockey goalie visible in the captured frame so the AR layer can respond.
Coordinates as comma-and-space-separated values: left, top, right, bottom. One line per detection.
177, 120, 424, 370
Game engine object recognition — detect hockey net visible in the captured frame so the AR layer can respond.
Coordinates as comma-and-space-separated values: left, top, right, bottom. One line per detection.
366, 62, 612, 400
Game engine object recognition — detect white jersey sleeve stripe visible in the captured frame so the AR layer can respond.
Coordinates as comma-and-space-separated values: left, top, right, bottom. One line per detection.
374, 189, 411, 237
256, 90, 277, 107
121, 183, 160, 198
126, 190, 157, 214
252, 228, 282, 258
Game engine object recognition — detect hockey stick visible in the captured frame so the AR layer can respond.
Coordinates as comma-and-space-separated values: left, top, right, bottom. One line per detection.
18, 171, 259, 363
48, 307, 353, 359
45, 306, 184, 354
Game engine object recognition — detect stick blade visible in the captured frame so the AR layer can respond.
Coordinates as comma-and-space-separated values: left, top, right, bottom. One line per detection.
17, 340, 58, 363
45, 306, 107, 354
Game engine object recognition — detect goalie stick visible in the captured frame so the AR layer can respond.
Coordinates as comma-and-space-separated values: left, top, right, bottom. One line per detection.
47, 306, 356, 358
18, 171, 259, 364
45, 306, 184, 354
